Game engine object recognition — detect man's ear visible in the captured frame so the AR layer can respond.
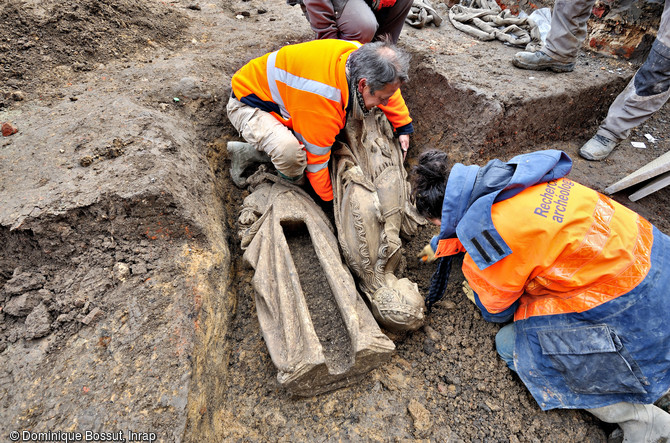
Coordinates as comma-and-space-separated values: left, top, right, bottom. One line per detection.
357, 78, 366, 93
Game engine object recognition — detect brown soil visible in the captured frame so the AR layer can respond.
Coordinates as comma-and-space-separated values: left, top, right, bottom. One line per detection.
284, 222, 354, 374
1, 0, 668, 441
0, 0, 188, 102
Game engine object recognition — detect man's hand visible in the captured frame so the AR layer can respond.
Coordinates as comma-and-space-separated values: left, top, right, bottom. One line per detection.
399, 134, 409, 160
417, 243, 436, 263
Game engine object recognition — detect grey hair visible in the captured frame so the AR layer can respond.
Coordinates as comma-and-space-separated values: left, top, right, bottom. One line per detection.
348, 40, 411, 94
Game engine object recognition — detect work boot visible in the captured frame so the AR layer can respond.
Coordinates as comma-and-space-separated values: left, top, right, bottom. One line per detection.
512, 50, 575, 73
579, 134, 618, 161
228, 141, 271, 188
587, 402, 670, 442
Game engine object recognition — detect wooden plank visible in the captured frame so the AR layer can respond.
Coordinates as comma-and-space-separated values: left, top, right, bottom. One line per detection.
604, 151, 670, 194
628, 171, 670, 202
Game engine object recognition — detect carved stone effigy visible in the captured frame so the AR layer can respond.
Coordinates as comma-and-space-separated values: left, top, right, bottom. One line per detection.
238, 171, 396, 396
331, 107, 427, 332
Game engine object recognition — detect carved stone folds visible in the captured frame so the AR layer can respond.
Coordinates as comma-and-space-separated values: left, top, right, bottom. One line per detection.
236, 107, 426, 395
331, 108, 426, 332
238, 172, 395, 396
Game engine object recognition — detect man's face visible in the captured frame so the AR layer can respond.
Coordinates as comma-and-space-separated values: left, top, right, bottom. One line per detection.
358, 78, 400, 110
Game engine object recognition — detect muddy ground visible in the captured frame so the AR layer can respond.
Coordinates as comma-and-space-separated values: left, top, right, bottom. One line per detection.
1, 0, 668, 441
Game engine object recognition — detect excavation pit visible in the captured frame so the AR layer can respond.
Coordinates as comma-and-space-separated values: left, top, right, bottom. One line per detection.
1, 0, 668, 441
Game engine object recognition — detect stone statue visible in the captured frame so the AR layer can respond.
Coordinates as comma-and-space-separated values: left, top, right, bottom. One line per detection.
233, 104, 426, 394
238, 171, 396, 396
330, 106, 426, 332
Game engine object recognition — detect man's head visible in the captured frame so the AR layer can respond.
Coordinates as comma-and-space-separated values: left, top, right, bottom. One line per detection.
348, 39, 411, 110
411, 149, 451, 223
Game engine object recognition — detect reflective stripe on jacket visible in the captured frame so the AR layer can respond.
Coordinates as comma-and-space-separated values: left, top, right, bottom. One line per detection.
231, 39, 412, 201
462, 178, 652, 319
432, 150, 670, 409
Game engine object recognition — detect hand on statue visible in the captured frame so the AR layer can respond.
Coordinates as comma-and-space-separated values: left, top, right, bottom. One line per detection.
417, 243, 436, 263
399, 134, 409, 161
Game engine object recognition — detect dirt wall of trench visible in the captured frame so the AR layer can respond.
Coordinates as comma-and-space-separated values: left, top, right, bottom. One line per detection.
405, 63, 631, 159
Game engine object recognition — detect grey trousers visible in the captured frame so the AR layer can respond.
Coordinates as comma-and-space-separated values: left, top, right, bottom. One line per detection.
226, 97, 307, 178
597, 0, 670, 141
542, 0, 597, 63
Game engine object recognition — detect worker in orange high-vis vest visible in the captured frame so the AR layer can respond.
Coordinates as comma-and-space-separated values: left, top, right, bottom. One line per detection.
412, 149, 670, 442
227, 38, 413, 201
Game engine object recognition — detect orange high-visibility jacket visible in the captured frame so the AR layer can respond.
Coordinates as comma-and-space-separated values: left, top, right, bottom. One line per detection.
231, 39, 413, 201
462, 178, 652, 321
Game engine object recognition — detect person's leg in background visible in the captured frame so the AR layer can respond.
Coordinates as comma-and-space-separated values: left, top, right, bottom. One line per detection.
373, 0, 413, 43
513, 0, 596, 72
334, 0, 379, 43
581, 0, 670, 160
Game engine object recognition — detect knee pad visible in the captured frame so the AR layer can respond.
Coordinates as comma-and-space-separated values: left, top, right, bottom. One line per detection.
634, 39, 670, 96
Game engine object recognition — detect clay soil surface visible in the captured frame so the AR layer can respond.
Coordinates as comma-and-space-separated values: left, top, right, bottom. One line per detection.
1, 0, 669, 442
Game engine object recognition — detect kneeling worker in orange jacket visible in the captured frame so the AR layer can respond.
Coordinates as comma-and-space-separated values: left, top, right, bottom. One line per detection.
227, 38, 414, 201
412, 149, 670, 442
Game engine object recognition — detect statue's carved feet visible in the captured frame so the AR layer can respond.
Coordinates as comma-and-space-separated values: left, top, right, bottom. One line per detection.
369, 277, 425, 332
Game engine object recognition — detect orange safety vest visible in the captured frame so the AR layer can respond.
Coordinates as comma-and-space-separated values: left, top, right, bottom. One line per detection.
231, 39, 412, 201
461, 178, 652, 321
